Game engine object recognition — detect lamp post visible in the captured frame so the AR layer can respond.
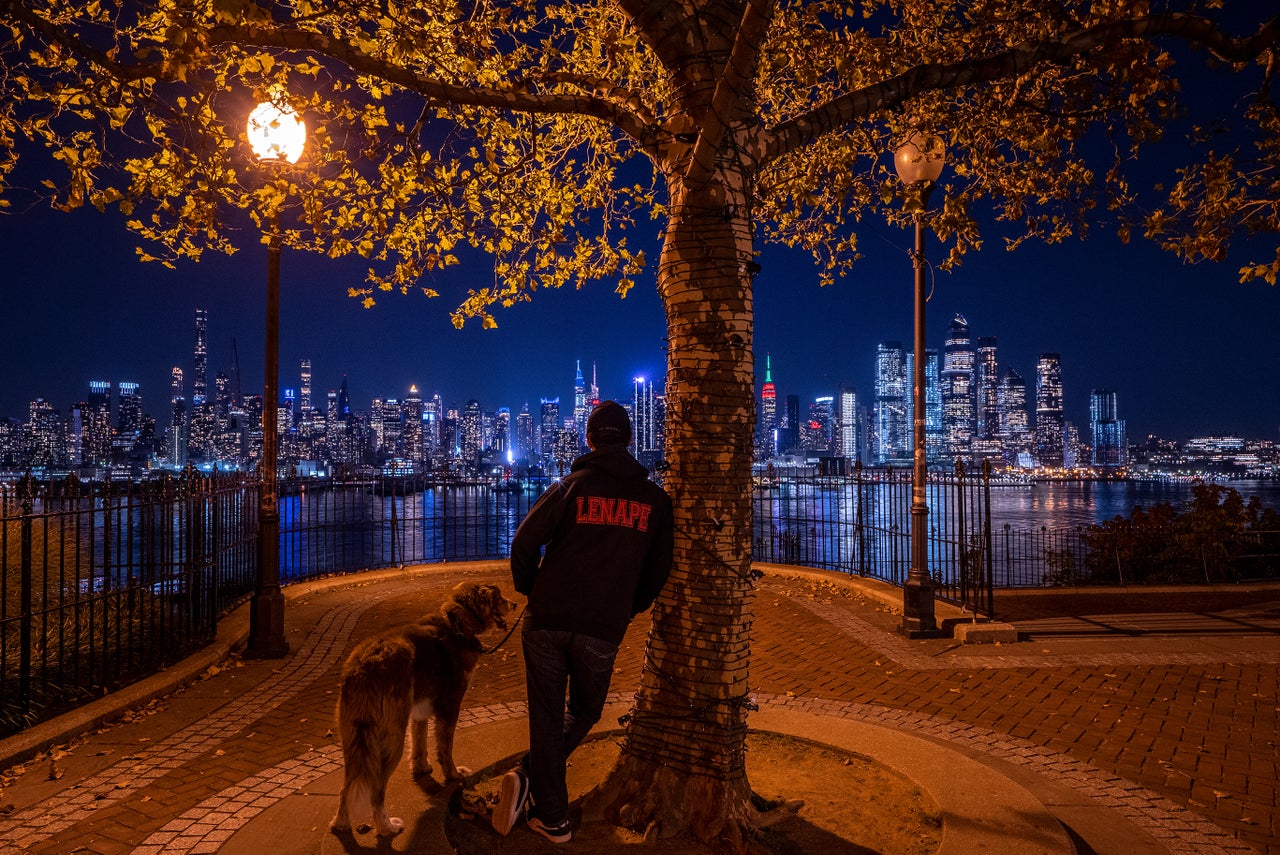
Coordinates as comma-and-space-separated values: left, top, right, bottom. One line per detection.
245, 98, 306, 659
894, 131, 944, 638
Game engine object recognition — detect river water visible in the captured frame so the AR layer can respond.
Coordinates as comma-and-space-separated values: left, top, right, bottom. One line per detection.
987, 479, 1280, 530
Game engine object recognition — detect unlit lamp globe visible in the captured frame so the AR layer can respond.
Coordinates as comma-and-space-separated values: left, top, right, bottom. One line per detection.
247, 100, 306, 164
894, 132, 945, 186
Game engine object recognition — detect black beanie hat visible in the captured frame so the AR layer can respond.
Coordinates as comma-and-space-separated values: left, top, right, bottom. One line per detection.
586, 400, 632, 446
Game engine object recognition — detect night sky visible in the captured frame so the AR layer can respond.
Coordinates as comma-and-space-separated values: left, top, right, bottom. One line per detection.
3, 190, 1276, 443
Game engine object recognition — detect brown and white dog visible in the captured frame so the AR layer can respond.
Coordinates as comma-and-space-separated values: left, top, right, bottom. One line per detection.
330, 581, 515, 836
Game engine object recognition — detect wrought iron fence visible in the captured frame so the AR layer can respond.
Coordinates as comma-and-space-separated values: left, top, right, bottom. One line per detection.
1, 474, 257, 736
6, 466, 1277, 739
751, 463, 995, 616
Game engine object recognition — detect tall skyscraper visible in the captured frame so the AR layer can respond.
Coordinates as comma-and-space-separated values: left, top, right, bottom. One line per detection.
300, 359, 313, 413
1090, 389, 1128, 469
758, 354, 777, 459
515, 403, 535, 462
632, 376, 665, 469
941, 314, 975, 460
539, 397, 560, 460
904, 349, 943, 463
972, 336, 1001, 459
836, 387, 859, 462
874, 341, 908, 464
402, 386, 425, 463
805, 396, 835, 453
1035, 353, 1066, 468
493, 407, 511, 459
85, 380, 112, 467
998, 366, 1032, 466
573, 361, 588, 446
459, 399, 483, 464
193, 308, 208, 407
168, 367, 187, 467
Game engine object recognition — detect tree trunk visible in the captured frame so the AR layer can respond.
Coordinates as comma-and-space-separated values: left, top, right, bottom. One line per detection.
587, 159, 761, 850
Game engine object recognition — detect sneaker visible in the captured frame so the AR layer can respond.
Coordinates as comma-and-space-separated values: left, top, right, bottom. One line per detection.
491, 768, 530, 836
527, 815, 572, 844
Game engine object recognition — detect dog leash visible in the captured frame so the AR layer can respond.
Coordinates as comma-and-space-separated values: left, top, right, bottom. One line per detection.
480, 605, 526, 655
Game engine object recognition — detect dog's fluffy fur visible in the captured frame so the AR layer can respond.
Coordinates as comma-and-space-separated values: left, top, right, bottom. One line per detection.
330, 581, 515, 836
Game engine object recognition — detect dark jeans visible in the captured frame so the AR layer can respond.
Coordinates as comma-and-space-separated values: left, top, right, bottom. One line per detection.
521, 629, 619, 824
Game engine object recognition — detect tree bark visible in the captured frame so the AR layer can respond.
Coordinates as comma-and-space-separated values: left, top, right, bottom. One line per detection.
587, 155, 761, 850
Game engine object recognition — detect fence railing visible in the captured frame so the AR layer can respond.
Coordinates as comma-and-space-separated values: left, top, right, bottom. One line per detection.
751, 463, 995, 617
1, 474, 258, 737
5, 467, 1278, 739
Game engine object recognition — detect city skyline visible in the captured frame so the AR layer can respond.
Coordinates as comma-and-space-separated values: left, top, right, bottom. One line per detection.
3, 195, 1279, 442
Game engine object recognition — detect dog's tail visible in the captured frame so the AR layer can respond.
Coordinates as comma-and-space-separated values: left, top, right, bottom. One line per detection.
337, 637, 414, 822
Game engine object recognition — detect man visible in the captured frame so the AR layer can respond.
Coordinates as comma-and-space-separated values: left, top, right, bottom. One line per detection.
494, 400, 674, 844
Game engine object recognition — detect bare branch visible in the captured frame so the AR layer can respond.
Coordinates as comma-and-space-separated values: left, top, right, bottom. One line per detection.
762, 12, 1280, 164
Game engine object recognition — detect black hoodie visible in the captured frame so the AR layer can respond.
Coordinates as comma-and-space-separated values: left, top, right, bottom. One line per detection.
511, 445, 674, 645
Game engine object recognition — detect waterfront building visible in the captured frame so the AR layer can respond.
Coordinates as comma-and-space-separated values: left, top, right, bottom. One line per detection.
904, 349, 943, 464
874, 341, 908, 464
114, 381, 143, 468
1035, 353, 1066, 467
803, 396, 834, 453
1090, 389, 1128, 469
941, 314, 975, 460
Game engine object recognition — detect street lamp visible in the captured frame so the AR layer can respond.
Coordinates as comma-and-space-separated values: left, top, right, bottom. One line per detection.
245, 98, 305, 659
894, 131, 944, 638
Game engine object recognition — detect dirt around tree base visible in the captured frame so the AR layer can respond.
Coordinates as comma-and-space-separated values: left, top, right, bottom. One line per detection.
446, 731, 941, 854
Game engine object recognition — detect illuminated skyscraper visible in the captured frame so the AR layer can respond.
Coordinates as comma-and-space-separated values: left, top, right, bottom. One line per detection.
941, 314, 975, 460
493, 407, 511, 458
805, 396, 835, 453
169, 367, 187, 466
836, 387, 859, 462
539, 398, 560, 460
972, 337, 1001, 459
461, 399, 483, 464
1090, 389, 1128, 468
758, 354, 777, 459
193, 308, 208, 407
85, 380, 112, 467
25, 397, 63, 468
1035, 353, 1065, 467
632, 376, 665, 469
402, 386, 425, 463
998, 366, 1032, 466
573, 361, 588, 446
874, 341, 907, 464
904, 349, 942, 463
300, 358, 313, 413
515, 403, 535, 462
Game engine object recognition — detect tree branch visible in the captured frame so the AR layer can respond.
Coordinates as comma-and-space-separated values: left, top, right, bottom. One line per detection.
685, 0, 774, 189
761, 12, 1280, 164
202, 24, 655, 143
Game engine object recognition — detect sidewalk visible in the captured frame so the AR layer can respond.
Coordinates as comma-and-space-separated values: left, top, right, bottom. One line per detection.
0, 561, 1276, 854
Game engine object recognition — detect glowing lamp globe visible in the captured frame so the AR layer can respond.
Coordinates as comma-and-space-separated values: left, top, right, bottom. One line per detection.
894, 132, 945, 185
247, 100, 307, 164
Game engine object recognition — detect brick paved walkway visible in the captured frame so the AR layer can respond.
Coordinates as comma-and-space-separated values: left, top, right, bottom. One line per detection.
0, 562, 1275, 854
